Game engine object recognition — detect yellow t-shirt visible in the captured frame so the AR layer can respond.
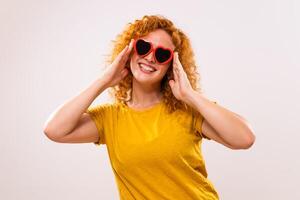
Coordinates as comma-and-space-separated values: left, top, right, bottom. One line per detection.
86, 100, 219, 200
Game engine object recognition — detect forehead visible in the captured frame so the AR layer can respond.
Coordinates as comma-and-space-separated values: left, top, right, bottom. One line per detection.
140, 29, 175, 50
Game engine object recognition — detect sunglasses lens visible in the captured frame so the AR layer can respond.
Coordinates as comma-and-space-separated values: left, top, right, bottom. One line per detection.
136, 39, 151, 55
155, 48, 172, 63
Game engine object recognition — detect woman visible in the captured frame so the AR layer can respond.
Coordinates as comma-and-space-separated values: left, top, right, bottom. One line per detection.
44, 15, 255, 200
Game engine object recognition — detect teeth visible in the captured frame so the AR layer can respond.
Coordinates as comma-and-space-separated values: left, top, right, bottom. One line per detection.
139, 63, 156, 72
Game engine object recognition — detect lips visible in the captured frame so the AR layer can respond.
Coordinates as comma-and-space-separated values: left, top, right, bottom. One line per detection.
138, 62, 157, 74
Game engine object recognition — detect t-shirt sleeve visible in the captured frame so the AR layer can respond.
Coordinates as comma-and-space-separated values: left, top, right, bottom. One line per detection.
194, 100, 218, 140
86, 103, 108, 146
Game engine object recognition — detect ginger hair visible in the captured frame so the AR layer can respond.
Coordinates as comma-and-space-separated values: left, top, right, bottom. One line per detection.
106, 15, 203, 114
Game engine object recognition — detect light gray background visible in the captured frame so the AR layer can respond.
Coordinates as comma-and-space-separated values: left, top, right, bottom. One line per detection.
1, 0, 299, 199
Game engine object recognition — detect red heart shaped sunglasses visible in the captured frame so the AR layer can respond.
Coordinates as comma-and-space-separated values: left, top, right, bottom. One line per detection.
133, 39, 174, 65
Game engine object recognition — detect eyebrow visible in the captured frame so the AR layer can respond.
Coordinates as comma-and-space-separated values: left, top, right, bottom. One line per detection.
142, 39, 175, 49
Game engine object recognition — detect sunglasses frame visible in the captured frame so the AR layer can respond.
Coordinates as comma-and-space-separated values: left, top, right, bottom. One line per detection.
133, 38, 174, 65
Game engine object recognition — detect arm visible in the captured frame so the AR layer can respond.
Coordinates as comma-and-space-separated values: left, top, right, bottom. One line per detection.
43, 78, 108, 142
43, 40, 134, 143
186, 91, 256, 149
168, 52, 255, 149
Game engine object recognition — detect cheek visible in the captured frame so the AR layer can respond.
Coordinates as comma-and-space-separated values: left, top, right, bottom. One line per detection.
160, 63, 172, 75
130, 54, 139, 69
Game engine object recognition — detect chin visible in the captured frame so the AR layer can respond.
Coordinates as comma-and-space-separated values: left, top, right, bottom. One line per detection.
132, 73, 164, 86
132, 75, 158, 85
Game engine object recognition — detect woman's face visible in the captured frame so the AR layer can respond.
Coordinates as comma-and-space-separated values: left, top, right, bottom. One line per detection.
129, 29, 175, 86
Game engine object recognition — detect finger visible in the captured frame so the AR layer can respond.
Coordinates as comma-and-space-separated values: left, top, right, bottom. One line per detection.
174, 52, 187, 80
121, 68, 129, 78
113, 45, 129, 64
174, 52, 183, 72
121, 45, 129, 56
120, 39, 134, 64
128, 39, 134, 52
172, 53, 180, 73
123, 39, 134, 57
173, 65, 179, 83
169, 79, 175, 88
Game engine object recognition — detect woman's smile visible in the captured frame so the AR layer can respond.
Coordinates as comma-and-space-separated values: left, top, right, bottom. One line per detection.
138, 62, 157, 74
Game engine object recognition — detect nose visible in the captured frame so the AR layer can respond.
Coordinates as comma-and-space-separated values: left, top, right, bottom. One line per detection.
143, 51, 156, 64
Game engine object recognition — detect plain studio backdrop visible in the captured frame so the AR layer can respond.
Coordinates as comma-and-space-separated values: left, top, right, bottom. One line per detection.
1, 0, 299, 199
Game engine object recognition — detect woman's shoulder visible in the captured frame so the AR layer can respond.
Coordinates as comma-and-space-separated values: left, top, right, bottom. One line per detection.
87, 101, 122, 113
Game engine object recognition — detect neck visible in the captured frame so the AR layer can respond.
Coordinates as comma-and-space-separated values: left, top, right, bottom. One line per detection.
129, 79, 163, 107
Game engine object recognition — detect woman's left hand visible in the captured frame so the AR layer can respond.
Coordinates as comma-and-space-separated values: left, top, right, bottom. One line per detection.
168, 52, 194, 102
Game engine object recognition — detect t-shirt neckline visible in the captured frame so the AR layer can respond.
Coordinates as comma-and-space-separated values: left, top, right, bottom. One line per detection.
123, 100, 164, 114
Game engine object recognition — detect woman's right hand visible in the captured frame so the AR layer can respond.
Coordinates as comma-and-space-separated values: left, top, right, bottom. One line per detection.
101, 39, 134, 88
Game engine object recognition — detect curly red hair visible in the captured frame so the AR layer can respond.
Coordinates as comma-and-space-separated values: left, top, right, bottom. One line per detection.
106, 15, 203, 114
